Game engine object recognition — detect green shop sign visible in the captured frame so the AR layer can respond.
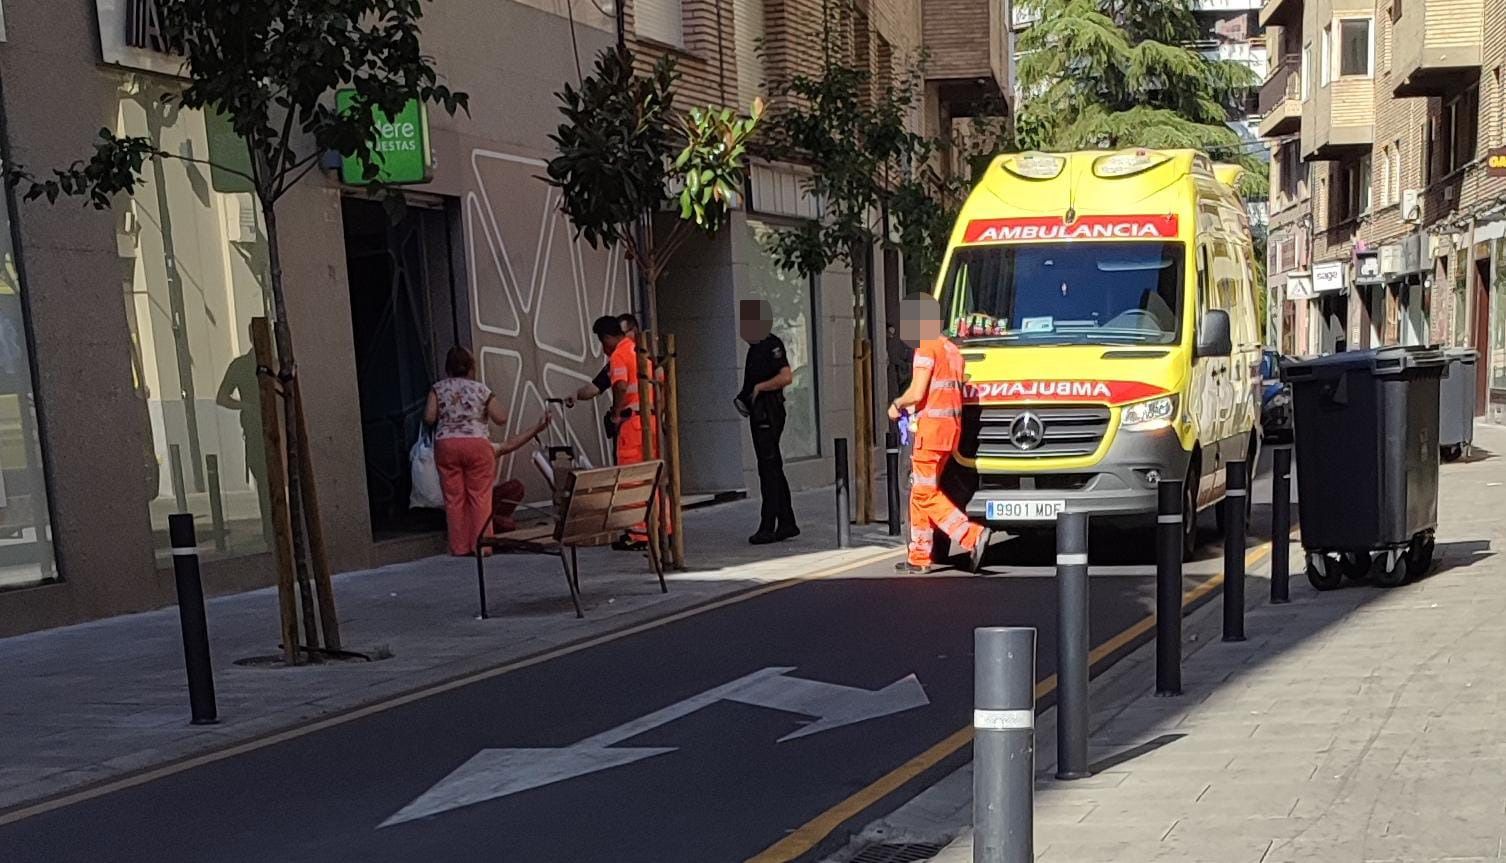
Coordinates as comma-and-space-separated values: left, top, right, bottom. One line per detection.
336, 90, 432, 185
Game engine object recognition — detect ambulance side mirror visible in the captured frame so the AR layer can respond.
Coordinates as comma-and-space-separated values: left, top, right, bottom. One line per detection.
1195, 310, 1233, 359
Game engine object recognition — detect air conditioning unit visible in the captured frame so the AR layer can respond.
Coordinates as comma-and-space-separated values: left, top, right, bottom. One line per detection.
1400, 188, 1421, 222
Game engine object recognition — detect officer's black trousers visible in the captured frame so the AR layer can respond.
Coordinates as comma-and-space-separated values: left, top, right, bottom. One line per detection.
750, 400, 796, 532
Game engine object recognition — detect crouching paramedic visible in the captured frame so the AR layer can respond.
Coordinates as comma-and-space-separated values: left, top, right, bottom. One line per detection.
887, 293, 993, 574
608, 324, 671, 551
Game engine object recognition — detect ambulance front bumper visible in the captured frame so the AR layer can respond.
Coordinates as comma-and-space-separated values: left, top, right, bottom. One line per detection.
956, 426, 1192, 523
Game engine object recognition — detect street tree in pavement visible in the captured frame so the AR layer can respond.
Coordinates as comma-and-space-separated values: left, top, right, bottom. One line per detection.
4, 0, 468, 660
545, 46, 764, 328
1015, 0, 1268, 199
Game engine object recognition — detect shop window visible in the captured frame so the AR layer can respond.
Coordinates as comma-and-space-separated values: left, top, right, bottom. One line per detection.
0, 170, 57, 590
116, 75, 273, 564
748, 220, 819, 460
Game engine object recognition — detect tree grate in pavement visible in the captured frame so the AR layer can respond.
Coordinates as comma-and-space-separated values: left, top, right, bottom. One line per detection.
848, 841, 946, 863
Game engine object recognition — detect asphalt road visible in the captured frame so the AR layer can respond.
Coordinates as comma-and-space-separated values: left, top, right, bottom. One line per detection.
0, 472, 1280, 863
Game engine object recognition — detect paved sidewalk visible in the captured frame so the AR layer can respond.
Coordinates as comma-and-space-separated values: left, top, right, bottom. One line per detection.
0, 486, 902, 813
925, 424, 1506, 863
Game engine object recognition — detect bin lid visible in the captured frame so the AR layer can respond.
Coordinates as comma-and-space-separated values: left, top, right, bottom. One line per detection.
1282, 346, 1445, 383
1444, 347, 1480, 365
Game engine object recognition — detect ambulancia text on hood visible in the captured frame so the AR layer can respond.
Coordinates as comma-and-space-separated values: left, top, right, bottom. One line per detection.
964, 380, 1170, 406
963, 215, 1179, 244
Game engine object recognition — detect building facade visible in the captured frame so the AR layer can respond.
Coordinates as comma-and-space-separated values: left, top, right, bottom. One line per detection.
0, 0, 1007, 636
1258, 0, 1506, 423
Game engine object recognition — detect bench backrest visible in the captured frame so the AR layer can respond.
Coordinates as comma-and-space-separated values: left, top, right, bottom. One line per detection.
555, 460, 664, 546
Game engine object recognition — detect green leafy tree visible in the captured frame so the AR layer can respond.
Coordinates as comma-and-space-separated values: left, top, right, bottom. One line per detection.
545, 47, 763, 325
5, 0, 468, 659
1015, 0, 1267, 195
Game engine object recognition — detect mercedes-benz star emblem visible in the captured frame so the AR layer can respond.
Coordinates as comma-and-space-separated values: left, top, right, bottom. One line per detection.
1009, 412, 1046, 450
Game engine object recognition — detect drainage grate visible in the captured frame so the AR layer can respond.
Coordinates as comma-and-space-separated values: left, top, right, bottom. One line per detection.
848, 842, 947, 863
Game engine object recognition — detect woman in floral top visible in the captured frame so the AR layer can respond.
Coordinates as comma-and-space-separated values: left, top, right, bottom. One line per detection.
424, 346, 549, 555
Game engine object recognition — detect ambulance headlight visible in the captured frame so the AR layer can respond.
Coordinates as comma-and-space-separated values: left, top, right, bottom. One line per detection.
1002, 152, 1065, 180
1093, 149, 1171, 178
1121, 395, 1178, 431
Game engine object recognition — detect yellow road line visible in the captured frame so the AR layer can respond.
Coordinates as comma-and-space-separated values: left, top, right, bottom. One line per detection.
745, 540, 1282, 863
0, 545, 902, 827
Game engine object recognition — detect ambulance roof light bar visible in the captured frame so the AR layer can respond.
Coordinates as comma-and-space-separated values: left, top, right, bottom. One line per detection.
1001, 152, 1065, 180
1093, 149, 1172, 178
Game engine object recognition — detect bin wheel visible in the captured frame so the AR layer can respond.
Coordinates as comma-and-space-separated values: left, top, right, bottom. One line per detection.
1305, 553, 1344, 591
1340, 551, 1372, 582
1442, 444, 1464, 463
1406, 535, 1436, 579
1372, 551, 1408, 588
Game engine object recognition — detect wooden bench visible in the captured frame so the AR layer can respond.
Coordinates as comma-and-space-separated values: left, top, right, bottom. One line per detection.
474, 460, 667, 618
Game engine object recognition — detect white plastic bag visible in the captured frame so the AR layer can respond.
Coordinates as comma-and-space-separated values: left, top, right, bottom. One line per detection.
409, 428, 445, 509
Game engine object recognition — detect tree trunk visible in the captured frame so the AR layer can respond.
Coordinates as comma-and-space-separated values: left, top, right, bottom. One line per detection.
260, 192, 323, 656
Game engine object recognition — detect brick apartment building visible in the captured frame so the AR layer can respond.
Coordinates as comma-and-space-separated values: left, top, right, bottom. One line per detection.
1259, 0, 1506, 424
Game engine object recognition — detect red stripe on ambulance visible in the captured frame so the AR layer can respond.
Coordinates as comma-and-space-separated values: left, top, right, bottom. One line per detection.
963, 215, 1179, 244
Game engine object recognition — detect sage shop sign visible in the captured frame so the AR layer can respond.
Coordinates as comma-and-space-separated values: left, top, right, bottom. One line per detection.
336, 90, 433, 186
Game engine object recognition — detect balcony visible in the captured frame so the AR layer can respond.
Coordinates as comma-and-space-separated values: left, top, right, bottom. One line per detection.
1392, 0, 1484, 97
923, 0, 1007, 115
1258, 57, 1302, 137
1258, 0, 1301, 28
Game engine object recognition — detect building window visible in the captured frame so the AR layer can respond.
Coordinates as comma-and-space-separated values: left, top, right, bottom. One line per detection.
1338, 154, 1371, 221
1424, 119, 1435, 184
634, 0, 685, 48
1435, 86, 1480, 179
748, 220, 819, 460
1301, 45, 1313, 100
1320, 25, 1332, 85
1378, 145, 1391, 207
1390, 141, 1401, 203
0, 164, 57, 591
117, 75, 274, 564
1279, 142, 1302, 200
1338, 19, 1372, 77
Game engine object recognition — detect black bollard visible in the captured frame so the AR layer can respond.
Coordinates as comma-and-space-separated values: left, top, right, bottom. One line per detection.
169, 514, 218, 725
1055, 511, 1090, 780
974, 627, 1036, 863
834, 437, 851, 549
1270, 446, 1292, 604
1155, 479, 1183, 696
885, 432, 902, 537
1223, 460, 1247, 642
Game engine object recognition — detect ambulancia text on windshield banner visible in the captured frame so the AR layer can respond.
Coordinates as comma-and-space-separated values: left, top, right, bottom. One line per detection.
964, 380, 1170, 406
963, 215, 1179, 244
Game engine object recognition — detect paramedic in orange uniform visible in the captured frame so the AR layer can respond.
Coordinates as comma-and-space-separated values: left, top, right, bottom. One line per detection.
887, 294, 993, 573
608, 322, 670, 550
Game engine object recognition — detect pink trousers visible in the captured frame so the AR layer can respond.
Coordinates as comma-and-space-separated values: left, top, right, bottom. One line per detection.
436, 437, 495, 556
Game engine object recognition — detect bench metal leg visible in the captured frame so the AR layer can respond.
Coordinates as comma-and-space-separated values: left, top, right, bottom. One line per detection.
475, 546, 489, 620
647, 532, 668, 594
560, 548, 584, 618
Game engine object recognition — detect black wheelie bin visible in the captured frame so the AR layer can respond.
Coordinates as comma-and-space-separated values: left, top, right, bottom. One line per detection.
1438, 348, 1478, 462
1282, 346, 1444, 590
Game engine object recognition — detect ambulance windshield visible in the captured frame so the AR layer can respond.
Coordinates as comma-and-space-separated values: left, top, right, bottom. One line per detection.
938, 242, 1184, 345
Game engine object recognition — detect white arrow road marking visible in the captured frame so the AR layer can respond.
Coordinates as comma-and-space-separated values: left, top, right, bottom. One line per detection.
380, 667, 929, 827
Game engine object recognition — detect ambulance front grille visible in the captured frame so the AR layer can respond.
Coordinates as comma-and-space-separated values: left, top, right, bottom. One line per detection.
963, 405, 1112, 459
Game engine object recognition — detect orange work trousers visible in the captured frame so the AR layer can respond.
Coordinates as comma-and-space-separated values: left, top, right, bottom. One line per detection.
616, 414, 672, 542
908, 448, 982, 566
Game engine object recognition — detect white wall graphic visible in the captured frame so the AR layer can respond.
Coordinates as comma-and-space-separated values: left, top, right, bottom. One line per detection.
464, 149, 631, 481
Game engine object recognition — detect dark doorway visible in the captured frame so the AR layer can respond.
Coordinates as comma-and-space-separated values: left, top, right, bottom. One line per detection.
343, 197, 461, 538
1474, 255, 1491, 415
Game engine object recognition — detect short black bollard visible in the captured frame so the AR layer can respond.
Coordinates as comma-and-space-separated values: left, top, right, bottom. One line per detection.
1270, 446, 1292, 604
1222, 459, 1248, 642
885, 432, 902, 537
1155, 479, 1183, 697
1055, 511, 1090, 780
974, 627, 1036, 863
169, 514, 218, 725
834, 437, 851, 549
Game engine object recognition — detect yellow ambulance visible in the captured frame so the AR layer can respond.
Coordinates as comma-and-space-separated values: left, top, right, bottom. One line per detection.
934, 148, 1261, 556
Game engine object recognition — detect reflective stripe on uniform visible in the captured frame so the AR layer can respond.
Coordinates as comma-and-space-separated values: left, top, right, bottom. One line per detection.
930, 379, 962, 390
911, 473, 937, 487
925, 407, 963, 419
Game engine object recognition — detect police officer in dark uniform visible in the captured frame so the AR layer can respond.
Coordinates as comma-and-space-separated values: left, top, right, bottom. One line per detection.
737, 299, 799, 545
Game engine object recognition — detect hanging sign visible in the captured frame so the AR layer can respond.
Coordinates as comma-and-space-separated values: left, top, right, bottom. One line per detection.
336, 90, 432, 186
1487, 147, 1506, 177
